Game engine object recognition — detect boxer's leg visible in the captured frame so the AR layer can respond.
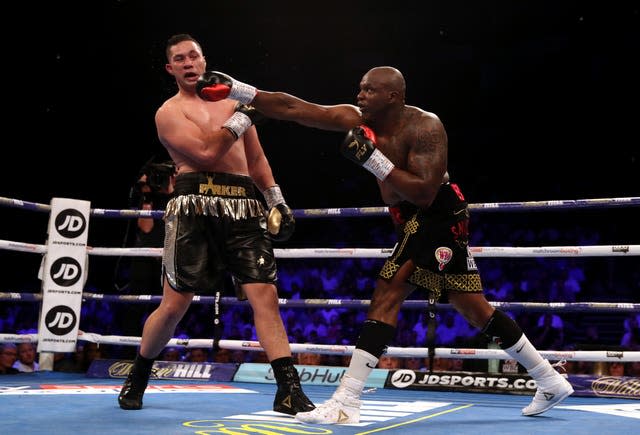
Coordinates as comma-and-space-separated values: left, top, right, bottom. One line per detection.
480, 310, 574, 416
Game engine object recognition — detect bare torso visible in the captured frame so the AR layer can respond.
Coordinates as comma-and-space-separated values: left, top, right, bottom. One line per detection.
156, 92, 251, 176
372, 106, 448, 205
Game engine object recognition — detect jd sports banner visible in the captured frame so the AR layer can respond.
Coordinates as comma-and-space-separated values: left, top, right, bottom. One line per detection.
37, 198, 90, 353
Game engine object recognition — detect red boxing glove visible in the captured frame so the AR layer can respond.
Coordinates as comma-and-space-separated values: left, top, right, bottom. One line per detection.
196, 71, 257, 104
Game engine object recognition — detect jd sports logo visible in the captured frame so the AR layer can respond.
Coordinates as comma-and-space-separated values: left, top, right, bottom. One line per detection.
390, 370, 417, 388
50, 257, 82, 286
55, 209, 86, 238
45, 305, 77, 335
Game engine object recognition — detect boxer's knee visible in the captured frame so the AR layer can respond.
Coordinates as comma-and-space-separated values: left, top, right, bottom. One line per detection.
481, 309, 523, 349
355, 319, 396, 359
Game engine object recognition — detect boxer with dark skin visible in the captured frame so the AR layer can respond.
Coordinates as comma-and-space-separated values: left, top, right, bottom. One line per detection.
196, 67, 573, 423
117, 34, 314, 416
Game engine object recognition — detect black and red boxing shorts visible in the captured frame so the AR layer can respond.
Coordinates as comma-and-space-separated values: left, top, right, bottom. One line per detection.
380, 182, 483, 301
162, 172, 276, 300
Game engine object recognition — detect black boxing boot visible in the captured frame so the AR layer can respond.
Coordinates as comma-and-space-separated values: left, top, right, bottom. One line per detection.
118, 354, 154, 410
271, 357, 315, 415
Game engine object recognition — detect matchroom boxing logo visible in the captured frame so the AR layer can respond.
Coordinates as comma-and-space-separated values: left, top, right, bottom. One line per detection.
50, 257, 82, 286
54, 209, 87, 238
45, 305, 77, 335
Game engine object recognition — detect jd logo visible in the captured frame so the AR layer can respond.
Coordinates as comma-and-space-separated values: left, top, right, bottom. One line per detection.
45, 306, 77, 335
50, 257, 82, 286
390, 369, 417, 388
55, 209, 86, 238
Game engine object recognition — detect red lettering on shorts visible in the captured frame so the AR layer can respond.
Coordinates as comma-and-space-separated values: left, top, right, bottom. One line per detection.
450, 183, 465, 201
451, 220, 469, 241
389, 206, 405, 225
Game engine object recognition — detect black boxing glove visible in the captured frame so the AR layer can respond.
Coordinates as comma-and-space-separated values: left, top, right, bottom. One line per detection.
340, 125, 395, 181
262, 185, 295, 242
197, 71, 257, 104
222, 103, 266, 140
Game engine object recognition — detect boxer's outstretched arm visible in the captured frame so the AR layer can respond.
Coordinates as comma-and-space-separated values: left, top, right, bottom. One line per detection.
253, 91, 361, 132
197, 71, 361, 132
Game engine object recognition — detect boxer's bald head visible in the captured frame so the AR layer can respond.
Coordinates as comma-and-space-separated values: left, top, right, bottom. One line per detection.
365, 66, 406, 101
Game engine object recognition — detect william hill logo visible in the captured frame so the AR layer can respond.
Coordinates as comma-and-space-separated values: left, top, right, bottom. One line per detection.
109, 361, 213, 380
170, 363, 214, 379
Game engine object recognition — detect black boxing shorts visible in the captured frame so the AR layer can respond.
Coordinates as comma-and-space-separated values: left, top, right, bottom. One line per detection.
162, 172, 276, 300
380, 182, 483, 302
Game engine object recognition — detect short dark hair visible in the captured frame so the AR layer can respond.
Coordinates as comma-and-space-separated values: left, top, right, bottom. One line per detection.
165, 33, 201, 61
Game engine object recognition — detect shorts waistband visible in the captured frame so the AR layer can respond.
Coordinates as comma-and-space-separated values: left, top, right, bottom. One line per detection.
390, 183, 467, 221
174, 172, 257, 199
430, 182, 467, 212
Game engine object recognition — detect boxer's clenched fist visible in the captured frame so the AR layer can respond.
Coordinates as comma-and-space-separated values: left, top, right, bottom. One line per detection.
196, 71, 257, 104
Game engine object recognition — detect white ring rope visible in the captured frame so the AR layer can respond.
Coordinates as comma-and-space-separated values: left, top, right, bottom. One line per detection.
1, 332, 638, 362
1, 240, 638, 258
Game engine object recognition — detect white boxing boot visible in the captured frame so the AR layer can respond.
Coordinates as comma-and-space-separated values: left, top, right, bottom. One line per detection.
522, 359, 574, 416
295, 375, 363, 424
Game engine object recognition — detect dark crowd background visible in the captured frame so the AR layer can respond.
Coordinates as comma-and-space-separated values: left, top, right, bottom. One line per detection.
1, 1, 639, 359
6, 1, 639, 205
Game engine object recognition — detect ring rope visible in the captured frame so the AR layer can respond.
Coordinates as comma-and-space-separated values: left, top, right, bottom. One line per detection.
1, 332, 638, 362
1, 239, 638, 258
2, 195, 639, 219
2, 195, 639, 368
2, 292, 638, 313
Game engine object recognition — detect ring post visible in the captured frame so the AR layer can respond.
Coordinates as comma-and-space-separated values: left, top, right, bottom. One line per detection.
36, 197, 91, 370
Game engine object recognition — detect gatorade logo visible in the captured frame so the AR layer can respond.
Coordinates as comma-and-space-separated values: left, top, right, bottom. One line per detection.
390, 369, 417, 388
50, 257, 82, 286
45, 305, 77, 335
55, 209, 86, 238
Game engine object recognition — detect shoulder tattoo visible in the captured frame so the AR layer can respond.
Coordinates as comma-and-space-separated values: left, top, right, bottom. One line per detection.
415, 125, 445, 154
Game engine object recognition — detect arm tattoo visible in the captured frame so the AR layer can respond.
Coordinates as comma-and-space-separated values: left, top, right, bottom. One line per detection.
416, 126, 444, 153
408, 124, 446, 176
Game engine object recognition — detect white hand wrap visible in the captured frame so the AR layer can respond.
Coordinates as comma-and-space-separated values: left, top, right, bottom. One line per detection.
363, 149, 395, 181
263, 185, 285, 209
228, 80, 257, 104
222, 111, 252, 139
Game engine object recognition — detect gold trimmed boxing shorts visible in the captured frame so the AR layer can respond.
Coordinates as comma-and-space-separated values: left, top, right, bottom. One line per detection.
162, 172, 275, 300
380, 182, 483, 301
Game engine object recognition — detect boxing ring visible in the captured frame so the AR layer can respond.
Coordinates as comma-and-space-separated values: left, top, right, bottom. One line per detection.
1, 194, 639, 434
